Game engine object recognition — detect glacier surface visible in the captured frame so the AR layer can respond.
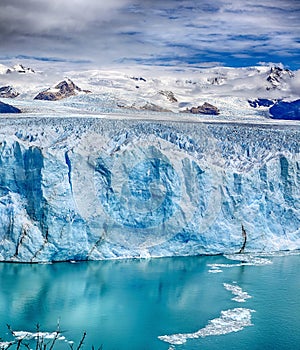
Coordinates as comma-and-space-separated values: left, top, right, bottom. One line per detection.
0, 116, 299, 262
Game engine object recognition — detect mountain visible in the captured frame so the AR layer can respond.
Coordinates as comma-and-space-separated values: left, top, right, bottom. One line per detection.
0, 62, 298, 112
266, 66, 294, 90
247, 98, 276, 108
6, 63, 35, 74
61, 64, 298, 114
269, 99, 300, 120
0, 64, 9, 74
0, 101, 21, 113
184, 102, 220, 115
34, 78, 91, 101
0, 85, 20, 98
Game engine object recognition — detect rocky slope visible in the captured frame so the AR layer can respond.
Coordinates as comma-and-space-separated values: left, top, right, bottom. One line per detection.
184, 102, 220, 115
0, 101, 21, 113
269, 99, 300, 120
0, 86, 20, 98
34, 78, 91, 101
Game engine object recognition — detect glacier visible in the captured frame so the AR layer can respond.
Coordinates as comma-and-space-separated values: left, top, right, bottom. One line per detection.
0, 115, 299, 262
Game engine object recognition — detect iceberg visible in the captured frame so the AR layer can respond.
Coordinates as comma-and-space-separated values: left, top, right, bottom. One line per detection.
0, 116, 299, 262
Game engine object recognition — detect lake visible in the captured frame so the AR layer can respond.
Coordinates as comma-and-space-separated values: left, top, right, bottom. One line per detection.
0, 253, 299, 350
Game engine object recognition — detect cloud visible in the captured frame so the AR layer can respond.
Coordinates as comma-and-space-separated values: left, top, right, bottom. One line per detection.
0, 0, 299, 69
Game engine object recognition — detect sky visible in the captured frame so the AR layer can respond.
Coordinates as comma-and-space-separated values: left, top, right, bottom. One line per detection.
0, 0, 299, 70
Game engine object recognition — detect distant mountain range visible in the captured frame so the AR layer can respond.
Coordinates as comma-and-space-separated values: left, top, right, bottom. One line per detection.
0, 63, 35, 74
0, 62, 299, 118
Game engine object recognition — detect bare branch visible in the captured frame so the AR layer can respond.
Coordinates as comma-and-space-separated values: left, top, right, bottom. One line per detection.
76, 332, 86, 350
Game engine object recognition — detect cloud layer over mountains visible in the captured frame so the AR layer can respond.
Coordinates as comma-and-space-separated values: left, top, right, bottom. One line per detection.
0, 0, 299, 69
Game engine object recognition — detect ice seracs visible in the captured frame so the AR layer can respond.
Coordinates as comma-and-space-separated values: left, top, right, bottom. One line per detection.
0, 116, 299, 262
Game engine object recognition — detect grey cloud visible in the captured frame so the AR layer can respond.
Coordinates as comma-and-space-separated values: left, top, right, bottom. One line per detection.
0, 0, 299, 68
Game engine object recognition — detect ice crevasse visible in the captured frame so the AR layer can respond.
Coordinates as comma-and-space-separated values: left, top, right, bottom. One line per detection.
0, 116, 299, 262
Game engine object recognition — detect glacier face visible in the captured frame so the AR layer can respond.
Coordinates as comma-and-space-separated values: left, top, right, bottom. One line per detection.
0, 116, 299, 262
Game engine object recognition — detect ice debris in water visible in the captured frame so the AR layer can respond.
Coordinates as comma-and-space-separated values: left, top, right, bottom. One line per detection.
0, 342, 13, 349
257, 250, 300, 257
208, 266, 223, 273
224, 254, 273, 265
208, 254, 272, 272
12, 331, 66, 341
158, 308, 255, 345
223, 282, 252, 302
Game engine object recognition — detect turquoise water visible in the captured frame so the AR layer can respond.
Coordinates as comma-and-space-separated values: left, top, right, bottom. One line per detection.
0, 253, 299, 350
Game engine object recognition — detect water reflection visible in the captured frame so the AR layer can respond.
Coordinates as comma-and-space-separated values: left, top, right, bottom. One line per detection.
0, 254, 299, 350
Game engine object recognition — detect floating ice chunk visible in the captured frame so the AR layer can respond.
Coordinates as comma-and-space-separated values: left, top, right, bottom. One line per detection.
158, 308, 255, 345
168, 346, 175, 350
208, 266, 223, 273
0, 342, 13, 349
208, 269, 223, 273
223, 283, 252, 302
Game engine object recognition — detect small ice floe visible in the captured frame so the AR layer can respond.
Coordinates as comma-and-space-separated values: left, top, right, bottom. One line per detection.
0, 342, 13, 349
223, 282, 252, 303
158, 308, 255, 345
208, 265, 223, 273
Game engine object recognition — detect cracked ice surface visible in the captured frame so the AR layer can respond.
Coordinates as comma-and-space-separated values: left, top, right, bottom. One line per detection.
0, 115, 299, 262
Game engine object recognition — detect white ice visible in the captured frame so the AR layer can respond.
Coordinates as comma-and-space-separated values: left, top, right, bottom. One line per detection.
158, 308, 255, 345
223, 282, 252, 303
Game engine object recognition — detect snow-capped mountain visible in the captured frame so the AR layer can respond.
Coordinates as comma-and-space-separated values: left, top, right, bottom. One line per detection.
6, 63, 35, 74
266, 66, 294, 90
0, 64, 9, 74
0, 62, 299, 118
0, 85, 20, 98
0, 100, 21, 113
63, 64, 298, 112
34, 78, 91, 101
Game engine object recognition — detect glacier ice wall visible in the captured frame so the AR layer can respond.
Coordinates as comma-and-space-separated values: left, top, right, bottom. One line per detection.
0, 116, 299, 262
